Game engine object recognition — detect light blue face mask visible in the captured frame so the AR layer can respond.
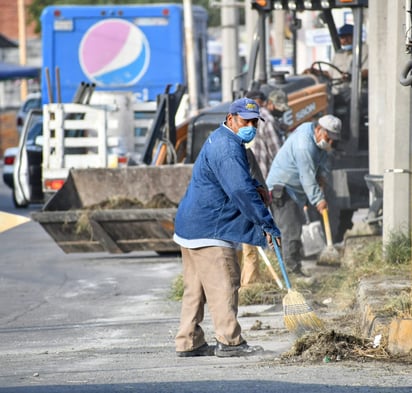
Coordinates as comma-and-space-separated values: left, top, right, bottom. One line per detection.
341, 44, 352, 51
237, 125, 257, 143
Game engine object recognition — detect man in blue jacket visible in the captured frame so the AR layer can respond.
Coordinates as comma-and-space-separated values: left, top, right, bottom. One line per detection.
174, 97, 281, 358
266, 114, 341, 276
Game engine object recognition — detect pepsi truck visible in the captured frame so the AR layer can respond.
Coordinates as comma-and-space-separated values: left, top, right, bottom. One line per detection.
40, 4, 209, 106
12, 4, 210, 209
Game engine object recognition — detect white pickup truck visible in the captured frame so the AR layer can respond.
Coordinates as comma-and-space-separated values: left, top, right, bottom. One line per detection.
13, 92, 157, 207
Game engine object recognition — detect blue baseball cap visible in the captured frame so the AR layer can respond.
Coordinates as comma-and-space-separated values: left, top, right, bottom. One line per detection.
338, 24, 353, 37
229, 97, 263, 120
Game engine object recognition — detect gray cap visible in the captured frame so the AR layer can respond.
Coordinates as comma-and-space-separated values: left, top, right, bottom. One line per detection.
318, 115, 342, 140
268, 89, 289, 111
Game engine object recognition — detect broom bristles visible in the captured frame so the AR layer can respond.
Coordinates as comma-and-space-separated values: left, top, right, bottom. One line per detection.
318, 245, 340, 266
283, 289, 324, 333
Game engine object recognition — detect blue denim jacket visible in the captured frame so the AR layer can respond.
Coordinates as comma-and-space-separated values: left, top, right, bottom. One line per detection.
174, 124, 280, 247
266, 122, 329, 207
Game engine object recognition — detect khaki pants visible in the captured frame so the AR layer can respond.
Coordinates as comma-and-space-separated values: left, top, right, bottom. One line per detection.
175, 246, 244, 352
240, 243, 261, 287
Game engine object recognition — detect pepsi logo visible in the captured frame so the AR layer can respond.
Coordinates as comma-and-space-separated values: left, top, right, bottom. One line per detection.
79, 19, 150, 87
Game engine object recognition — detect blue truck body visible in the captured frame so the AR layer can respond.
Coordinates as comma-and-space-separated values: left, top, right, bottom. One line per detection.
41, 4, 208, 105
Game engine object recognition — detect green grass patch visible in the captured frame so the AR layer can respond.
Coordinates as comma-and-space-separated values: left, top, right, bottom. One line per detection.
170, 274, 184, 301
384, 230, 411, 265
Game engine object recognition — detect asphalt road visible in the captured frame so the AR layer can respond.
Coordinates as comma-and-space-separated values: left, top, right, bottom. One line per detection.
0, 172, 411, 392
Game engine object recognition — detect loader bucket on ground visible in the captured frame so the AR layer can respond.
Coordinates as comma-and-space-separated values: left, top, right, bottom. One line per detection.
31, 165, 193, 254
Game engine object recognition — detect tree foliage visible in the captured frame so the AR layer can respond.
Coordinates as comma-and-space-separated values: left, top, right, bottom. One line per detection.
27, 0, 222, 34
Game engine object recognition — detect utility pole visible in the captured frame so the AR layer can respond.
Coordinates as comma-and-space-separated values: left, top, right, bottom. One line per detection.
17, 0, 28, 100
244, 1, 258, 60
221, 0, 240, 102
273, 11, 285, 60
382, 0, 411, 242
369, 0, 411, 243
183, 0, 198, 115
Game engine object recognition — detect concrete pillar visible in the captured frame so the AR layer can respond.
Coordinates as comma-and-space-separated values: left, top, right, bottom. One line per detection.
273, 11, 285, 60
381, 0, 411, 242
244, 2, 258, 59
221, 1, 240, 102
183, 0, 198, 115
368, 0, 387, 175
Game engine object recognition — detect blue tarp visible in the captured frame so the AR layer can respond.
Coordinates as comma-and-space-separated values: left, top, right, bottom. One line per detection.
0, 62, 40, 80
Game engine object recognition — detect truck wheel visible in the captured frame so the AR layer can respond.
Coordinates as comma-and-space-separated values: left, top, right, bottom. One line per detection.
12, 189, 28, 209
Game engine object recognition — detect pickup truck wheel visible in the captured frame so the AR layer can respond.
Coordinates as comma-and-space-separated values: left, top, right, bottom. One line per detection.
12, 189, 29, 209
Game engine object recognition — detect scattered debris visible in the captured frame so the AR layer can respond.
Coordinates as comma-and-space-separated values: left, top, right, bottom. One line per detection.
250, 320, 271, 331
373, 334, 382, 348
73, 193, 178, 235
281, 330, 391, 362
84, 193, 177, 210
144, 193, 178, 208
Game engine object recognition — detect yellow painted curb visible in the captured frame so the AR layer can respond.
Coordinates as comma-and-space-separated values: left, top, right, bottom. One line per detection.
388, 318, 412, 355
0, 211, 31, 233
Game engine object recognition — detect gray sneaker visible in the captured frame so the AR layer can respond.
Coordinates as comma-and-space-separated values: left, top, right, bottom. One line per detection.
214, 341, 264, 357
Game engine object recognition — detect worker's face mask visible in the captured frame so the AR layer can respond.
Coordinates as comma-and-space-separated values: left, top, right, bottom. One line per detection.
316, 128, 333, 151
341, 44, 352, 51
237, 125, 257, 143
316, 139, 332, 152
272, 109, 285, 119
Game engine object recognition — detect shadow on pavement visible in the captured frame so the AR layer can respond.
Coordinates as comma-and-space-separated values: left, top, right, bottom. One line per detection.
1, 380, 411, 393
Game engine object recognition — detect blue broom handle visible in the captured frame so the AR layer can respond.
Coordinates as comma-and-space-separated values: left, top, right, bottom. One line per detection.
272, 236, 292, 290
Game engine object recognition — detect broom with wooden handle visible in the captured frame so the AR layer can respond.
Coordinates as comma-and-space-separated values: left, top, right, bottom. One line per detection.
272, 236, 324, 334
257, 246, 283, 290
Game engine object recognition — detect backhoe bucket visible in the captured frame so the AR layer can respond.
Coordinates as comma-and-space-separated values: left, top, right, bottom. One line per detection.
31, 165, 193, 254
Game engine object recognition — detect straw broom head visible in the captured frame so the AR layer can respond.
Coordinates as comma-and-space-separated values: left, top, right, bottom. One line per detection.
318, 245, 340, 266
283, 289, 324, 334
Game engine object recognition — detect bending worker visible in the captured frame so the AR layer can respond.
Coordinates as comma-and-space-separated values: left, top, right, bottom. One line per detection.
266, 114, 341, 276
173, 97, 281, 358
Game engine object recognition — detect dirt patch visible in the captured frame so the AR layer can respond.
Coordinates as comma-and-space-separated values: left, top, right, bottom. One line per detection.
278, 329, 412, 364
281, 330, 389, 362
84, 193, 178, 210
74, 193, 178, 235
